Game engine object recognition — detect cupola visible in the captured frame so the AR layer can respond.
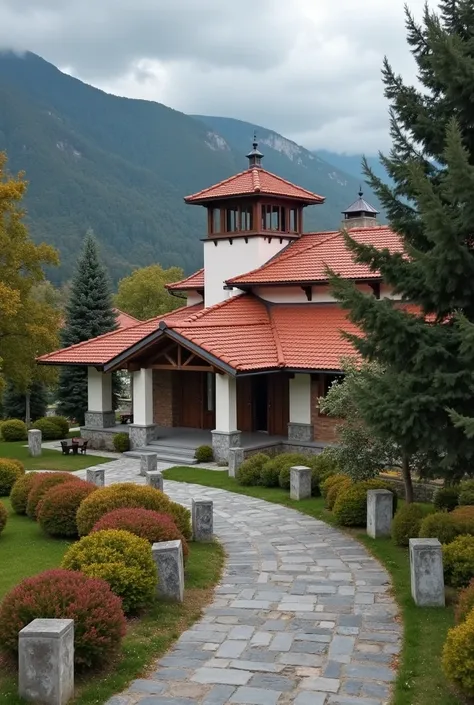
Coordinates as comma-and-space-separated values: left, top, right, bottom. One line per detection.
342, 189, 379, 229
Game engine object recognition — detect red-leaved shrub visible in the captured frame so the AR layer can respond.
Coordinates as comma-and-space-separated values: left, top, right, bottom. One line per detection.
0, 569, 126, 668
26, 472, 81, 519
38, 481, 97, 537
91, 507, 189, 559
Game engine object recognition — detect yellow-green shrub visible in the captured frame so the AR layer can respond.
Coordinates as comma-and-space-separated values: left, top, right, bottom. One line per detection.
10, 473, 38, 514
236, 454, 270, 486
459, 479, 474, 507
76, 483, 191, 539
0, 458, 25, 496
443, 535, 474, 588
0, 502, 7, 534
325, 476, 352, 510
333, 479, 398, 527
0, 419, 27, 441
419, 512, 463, 544
456, 580, 474, 624
321, 473, 346, 499
442, 609, 474, 697
277, 453, 315, 490
61, 529, 157, 613
392, 503, 426, 547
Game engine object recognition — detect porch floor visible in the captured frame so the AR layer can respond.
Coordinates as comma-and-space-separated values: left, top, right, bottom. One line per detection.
152, 427, 286, 451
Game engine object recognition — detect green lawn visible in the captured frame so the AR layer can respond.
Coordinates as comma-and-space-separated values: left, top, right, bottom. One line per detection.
163, 466, 462, 705
0, 440, 110, 472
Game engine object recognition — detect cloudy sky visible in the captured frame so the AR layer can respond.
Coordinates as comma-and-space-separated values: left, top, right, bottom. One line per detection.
0, 0, 437, 154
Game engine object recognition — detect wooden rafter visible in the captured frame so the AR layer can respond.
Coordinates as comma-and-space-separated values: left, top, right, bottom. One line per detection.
126, 339, 215, 372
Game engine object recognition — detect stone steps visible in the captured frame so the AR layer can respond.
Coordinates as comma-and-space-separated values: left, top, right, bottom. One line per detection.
124, 443, 198, 465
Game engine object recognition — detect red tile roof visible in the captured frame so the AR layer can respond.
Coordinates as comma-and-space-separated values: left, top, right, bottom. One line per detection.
113, 308, 140, 328
227, 226, 403, 286
166, 269, 204, 291
185, 167, 325, 204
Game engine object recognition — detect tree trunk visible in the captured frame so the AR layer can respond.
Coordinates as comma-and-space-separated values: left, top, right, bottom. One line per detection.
25, 391, 31, 427
402, 453, 414, 504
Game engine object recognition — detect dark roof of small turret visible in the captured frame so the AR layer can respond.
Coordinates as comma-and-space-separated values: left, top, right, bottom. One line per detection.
342, 190, 379, 216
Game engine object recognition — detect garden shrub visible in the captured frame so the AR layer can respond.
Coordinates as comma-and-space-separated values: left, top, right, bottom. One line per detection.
0, 458, 25, 496
38, 481, 97, 537
0, 502, 7, 534
321, 473, 346, 499
325, 476, 352, 510
194, 445, 213, 463
459, 479, 474, 506
62, 529, 157, 613
26, 472, 81, 519
433, 486, 460, 513
260, 458, 281, 488
455, 579, 474, 624
442, 608, 474, 698
8, 459, 24, 473
76, 483, 191, 539
277, 453, 314, 490
392, 503, 425, 547
452, 506, 474, 535
0, 419, 27, 442
31, 417, 63, 441
47, 415, 70, 437
311, 449, 340, 485
443, 535, 474, 588
0, 569, 126, 668
333, 479, 398, 527
419, 512, 463, 544
91, 508, 189, 559
113, 432, 130, 453
236, 453, 270, 486
10, 473, 37, 514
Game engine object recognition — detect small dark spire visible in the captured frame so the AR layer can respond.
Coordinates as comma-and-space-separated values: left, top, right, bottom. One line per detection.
358, 185, 363, 198
246, 132, 263, 169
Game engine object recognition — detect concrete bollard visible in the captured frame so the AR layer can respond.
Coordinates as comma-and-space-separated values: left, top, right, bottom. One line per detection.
367, 489, 393, 538
152, 540, 184, 602
86, 467, 105, 487
409, 538, 445, 607
192, 499, 213, 542
228, 447, 244, 478
290, 465, 312, 500
19, 618, 74, 705
146, 470, 164, 492
139, 452, 157, 477
28, 429, 42, 457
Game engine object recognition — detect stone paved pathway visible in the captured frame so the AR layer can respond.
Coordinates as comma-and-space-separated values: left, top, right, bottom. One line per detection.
75, 460, 401, 705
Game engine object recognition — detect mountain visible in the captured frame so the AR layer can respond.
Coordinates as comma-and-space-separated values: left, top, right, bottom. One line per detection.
314, 150, 392, 188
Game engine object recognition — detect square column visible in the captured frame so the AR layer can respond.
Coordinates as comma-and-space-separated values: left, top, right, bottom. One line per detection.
129, 368, 157, 448
288, 373, 313, 442
85, 368, 115, 428
212, 373, 240, 463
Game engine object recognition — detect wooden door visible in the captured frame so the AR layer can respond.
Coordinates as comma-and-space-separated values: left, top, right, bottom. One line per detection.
177, 372, 215, 429
268, 373, 289, 436
237, 377, 253, 432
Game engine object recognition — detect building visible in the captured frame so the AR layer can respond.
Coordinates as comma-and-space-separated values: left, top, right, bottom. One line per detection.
38, 142, 402, 462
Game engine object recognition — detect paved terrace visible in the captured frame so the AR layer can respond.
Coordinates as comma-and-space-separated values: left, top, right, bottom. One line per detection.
73, 458, 400, 705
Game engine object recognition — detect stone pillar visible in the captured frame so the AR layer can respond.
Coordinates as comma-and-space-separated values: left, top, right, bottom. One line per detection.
28, 429, 42, 457
366, 489, 393, 538
129, 368, 157, 448
152, 540, 184, 602
290, 465, 312, 500
146, 470, 164, 492
86, 467, 105, 487
228, 447, 244, 478
139, 452, 158, 477
409, 538, 445, 607
288, 374, 313, 442
85, 368, 115, 428
192, 499, 213, 542
212, 373, 240, 463
19, 618, 74, 705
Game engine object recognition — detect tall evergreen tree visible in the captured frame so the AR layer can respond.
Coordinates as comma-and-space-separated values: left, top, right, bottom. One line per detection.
57, 231, 118, 425
329, 0, 474, 500
2, 380, 47, 422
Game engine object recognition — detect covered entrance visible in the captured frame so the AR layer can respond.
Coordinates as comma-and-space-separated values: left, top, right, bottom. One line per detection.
237, 373, 289, 436
175, 371, 216, 430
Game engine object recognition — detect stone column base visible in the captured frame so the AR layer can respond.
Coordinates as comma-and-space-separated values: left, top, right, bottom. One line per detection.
84, 410, 116, 429
129, 424, 158, 449
287, 422, 314, 442
211, 430, 241, 464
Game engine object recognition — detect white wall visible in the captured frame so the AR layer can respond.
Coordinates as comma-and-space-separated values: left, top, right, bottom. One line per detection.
255, 282, 374, 304
289, 374, 311, 423
132, 368, 154, 426
214, 373, 237, 432
87, 368, 112, 411
186, 291, 204, 306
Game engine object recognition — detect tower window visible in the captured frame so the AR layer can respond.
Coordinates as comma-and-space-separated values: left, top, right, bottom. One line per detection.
290, 208, 298, 232
225, 208, 239, 232
261, 205, 287, 231
241, 206, 253, 231
210, 208, 220, 233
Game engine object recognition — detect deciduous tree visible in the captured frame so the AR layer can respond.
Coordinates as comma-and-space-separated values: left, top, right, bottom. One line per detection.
115, 264, 184, 321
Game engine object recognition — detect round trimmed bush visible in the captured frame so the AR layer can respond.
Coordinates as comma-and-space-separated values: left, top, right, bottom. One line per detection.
321, 473, 346, 499
456, 579, 474, 624
38, 480, 97, 537
443, 535, 474, 588
333, 480, 398, 527
459, 480, 474, 507
442, 608, 474, 697
47, 416, 69, 437
325, 476, 352, 510
236, 453, 270, 486
0, 569, 126, 668
392, 503, 426, 547
61, 529, 157, 613
311, 450, 340, 485
31, 418, 63, 441
91, 508, 189, 559
0, 419, 27, 442
0, 502, 7, 534
434, 486, 460, 513
8, 459, 24, 473
419, 512, 463, 545
452, 506, 474, 535
0, 458, 25, 496
277, 453, 315, 490
26, 472, 82, 519
195, 445, 213, 463
260, 459, 280, 488
113, 432, 130, 453
76, 483, 191, 538
10, 473, 37, 514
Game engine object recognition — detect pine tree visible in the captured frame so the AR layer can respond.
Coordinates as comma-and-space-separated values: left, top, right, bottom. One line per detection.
2, 380, 47, 422
57, 231, 118, 425
330, 1, 474, 500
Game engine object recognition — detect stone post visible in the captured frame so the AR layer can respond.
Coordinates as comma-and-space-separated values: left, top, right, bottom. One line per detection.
366, 489, 393, 538
152, 540, 184, 602
86, 467, 105, 487
192, 499, 213, 542
28, 429, 42, 457
290, 465, 312, 500
228, 447, 244, 478
146, 470, 164, 492
409, 538, 445, 607
139, 452, 157, 477
19, 618, 74, 705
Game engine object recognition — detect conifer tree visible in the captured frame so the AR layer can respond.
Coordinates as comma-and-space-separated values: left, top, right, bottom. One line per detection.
57, 231, 118, 424
2, 381, 47, 422
330, 1, 474, 499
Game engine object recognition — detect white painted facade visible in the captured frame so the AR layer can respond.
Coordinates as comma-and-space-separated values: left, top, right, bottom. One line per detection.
132, 368, 154, 425
87, 368, 112, 411
289, 374, 312, 424
254, 282, 375, 304
186, 291, 204, 306
214, 373, 238, 432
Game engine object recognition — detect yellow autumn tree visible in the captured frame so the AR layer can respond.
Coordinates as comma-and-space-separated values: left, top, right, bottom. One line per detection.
115, 264, 185, 320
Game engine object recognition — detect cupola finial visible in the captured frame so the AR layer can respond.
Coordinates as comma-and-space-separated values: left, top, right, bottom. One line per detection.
246, 132, 263, 168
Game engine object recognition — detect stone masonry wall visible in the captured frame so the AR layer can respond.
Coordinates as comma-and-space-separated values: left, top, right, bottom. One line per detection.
380, 476, 438, 503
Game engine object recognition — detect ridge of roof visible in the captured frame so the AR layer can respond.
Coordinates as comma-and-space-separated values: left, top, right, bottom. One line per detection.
166, 268, 204, 291
268, 305, 285, 367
